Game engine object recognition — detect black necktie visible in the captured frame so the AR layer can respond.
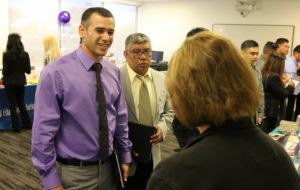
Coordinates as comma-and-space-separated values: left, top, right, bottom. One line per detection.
92, 62, 109, 161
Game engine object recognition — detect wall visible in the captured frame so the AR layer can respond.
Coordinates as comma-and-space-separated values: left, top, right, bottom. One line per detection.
2, 0, 299, 66
0, 0, 8, 72
138, 0, 300, 61
9, 0, 60, 69
1, 0, 138, 69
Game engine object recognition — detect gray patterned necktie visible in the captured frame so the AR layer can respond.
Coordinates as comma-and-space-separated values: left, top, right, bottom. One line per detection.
137, 75, 153, 126
92, 62, 109, 161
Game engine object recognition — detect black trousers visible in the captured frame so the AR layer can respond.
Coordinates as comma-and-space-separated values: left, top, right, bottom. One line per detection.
124, 159, 153, 190
285, 94, 300, 121
285, 94, 296, 121
4, 85, 31, 130
294, 94, 300, 120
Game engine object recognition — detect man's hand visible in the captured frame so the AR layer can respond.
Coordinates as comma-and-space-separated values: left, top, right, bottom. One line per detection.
51, 185, 64, 190
121, 163, 130, 182
150, 126, 163, 145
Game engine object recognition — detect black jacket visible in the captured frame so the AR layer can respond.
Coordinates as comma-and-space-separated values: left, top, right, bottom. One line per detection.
2, 51, 31, 85
264, 72, 294, 118
147, 117, 300, 190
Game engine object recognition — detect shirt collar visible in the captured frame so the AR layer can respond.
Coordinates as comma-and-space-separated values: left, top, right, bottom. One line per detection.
126, 63, 152, 83
76, 47, 103, 71
186, 117, 254, 149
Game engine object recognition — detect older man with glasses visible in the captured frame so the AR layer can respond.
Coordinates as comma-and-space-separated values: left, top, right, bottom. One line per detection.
120, 33, 174, 190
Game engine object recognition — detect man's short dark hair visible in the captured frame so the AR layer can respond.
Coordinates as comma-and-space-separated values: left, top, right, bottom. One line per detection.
294, 45, 300, 53
186, 27, 209, 37
276, 38, 289, 45
81, 7, 114, 26
241, 40, 259, 50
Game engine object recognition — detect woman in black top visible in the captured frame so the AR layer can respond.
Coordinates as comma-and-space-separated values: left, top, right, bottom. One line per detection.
261, 53, 295, 133
2, 33, 32, 132
147, 32, 300, 190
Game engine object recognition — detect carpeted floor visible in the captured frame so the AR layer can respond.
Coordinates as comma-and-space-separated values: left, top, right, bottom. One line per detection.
0, 128, 179, 190
0, 129, 43, 190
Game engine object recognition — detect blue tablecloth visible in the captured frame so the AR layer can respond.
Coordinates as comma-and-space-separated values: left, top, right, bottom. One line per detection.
0, 85, 36, 130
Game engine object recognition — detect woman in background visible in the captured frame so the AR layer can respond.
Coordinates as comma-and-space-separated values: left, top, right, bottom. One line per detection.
261, 53, 295, 133
2, 33, 32, 132
42, 35, 61, 66
146, 32, 299, 190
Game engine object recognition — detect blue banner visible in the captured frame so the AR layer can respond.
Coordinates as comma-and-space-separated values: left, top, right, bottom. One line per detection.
0, 85, 36, 130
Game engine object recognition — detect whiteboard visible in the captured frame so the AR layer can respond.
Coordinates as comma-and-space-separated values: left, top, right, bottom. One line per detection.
212, 24, 295, 56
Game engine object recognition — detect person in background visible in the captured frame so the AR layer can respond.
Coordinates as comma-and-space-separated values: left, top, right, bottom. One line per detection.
285, 45, 300, 75
31, 7, 132, 190
186, 27, 208, 37
171, 27, 209, 149
275, 38, 290, 119
262, 53, 295, 133
42, 35, 61, 66
256, 41, 278, 70
146, 31, 300, 190
120, 33, 173, 190
284, 45, 300, 121
241, 40, 265, 127
276, 38, 290, 58
2, 33, 32, 133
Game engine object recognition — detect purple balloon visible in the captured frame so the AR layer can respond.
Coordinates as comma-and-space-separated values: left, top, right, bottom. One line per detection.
58, 11, 71, 24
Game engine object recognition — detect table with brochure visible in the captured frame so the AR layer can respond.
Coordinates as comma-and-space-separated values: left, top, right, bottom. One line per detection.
269, 120, 300, 175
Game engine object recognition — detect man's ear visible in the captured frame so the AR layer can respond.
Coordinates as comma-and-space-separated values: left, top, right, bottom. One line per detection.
124, 50, 129, 59
79, 24, 86, 39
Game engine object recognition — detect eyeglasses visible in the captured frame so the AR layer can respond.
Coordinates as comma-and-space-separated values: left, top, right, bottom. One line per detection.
128, 49, 152, 58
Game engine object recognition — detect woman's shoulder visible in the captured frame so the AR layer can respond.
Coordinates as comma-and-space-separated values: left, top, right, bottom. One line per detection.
266, 72, 280, 81
268, 72, 279, 77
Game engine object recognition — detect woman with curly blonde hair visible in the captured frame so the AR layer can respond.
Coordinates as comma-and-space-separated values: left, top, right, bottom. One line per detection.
42, 35, 61, 66
146, 32, 299, 190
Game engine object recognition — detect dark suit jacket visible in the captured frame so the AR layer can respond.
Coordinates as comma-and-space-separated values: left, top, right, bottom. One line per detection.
2, 51, 31, 85
147, 117, 300, 190
264, 72, 294, 118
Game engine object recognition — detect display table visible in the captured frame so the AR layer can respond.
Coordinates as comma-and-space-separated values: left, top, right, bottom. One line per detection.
269, 120, 300, 175
0, 85, 37, 130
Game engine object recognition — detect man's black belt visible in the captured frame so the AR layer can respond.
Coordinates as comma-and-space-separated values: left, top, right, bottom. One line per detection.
56, 154, 112, 166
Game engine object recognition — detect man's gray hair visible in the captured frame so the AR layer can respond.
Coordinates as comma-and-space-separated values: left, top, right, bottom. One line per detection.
125, 33, 151, 50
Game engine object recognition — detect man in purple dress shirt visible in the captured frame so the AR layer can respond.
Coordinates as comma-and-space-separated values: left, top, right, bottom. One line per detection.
31, 7, 132, 190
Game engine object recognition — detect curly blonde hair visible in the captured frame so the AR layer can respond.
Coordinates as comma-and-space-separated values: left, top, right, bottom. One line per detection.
43, 35, 61, 66
167, 32, 260, 127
